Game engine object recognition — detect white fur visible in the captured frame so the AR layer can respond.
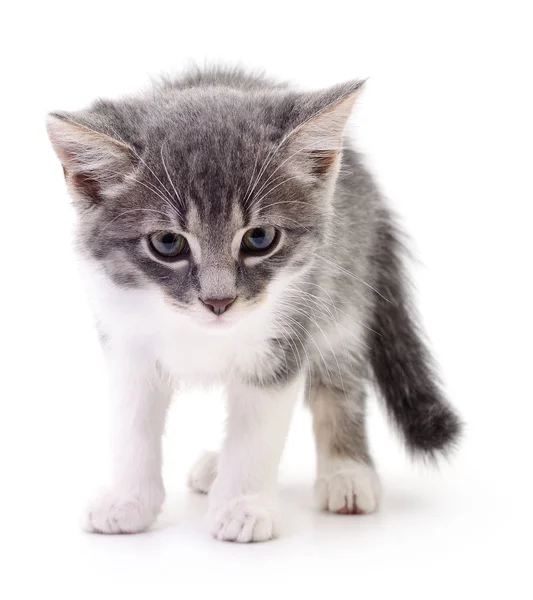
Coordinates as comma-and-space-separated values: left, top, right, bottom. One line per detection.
83, 340, 171, 533
79, 252, 377, 539
83, 486, 164, 534
207, 376, 301, 542
188, 451, 218, 494
315, 457, 381, 514
79, 256, 302, 540
79, 257, 292, 385
209, 494, 280, 543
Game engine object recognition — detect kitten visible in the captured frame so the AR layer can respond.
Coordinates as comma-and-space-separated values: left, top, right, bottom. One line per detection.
47, 67, 461, 542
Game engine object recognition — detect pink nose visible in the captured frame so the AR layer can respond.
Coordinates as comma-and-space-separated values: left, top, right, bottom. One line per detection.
200, 297, 236, 316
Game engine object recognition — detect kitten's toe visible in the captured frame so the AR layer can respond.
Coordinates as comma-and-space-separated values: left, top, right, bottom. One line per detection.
83, 486, 164, 534
209, 495, 280, 543
315, 460, 380, 515
187, 450, 219, 494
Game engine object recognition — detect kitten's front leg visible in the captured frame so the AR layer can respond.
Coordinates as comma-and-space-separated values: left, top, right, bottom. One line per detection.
84, 343, 171, 534
208, 376, 301, 543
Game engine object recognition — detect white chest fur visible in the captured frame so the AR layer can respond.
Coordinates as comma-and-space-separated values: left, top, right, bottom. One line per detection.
79, 258, 277, 385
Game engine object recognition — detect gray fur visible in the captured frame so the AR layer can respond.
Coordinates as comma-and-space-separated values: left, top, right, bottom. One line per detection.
47, 66, 461, 460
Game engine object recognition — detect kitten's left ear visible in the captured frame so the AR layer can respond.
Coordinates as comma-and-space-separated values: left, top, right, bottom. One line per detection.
46, 112, 137, 207
283, 80, 365, 181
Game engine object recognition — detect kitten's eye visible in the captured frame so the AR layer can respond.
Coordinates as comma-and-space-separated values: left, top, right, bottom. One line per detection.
241, 227, 278, 253
149, 231, 188, 259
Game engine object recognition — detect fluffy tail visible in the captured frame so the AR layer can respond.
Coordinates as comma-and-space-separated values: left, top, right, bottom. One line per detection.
368, 215, 462, 459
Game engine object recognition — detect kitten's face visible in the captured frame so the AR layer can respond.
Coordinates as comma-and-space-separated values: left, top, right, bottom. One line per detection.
81, 128, 326, 328
48, 84, 360, 329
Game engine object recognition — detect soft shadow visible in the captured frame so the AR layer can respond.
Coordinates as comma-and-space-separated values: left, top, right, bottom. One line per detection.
152, 481, 434, 542
382, 488, 434, 514
155, 488, 209, 530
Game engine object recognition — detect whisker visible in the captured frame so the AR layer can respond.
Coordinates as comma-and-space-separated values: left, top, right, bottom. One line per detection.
278, 298, 348, 392
101, 167, 183, 218
253, 214, 312, 232
251, 140, 347, 204
103, 126, 178, 210
311, 254, 391, 303
249, 176, 302, 212
255, 199, 332, 216
89, 208, 174, 251
275, 304, 334, 383
160, 140, 186, 211
244, 140, 285, 208
271, 317, 304, 374
295, 293, 354, 395
287, 286, 372, 351
245, 98, 352, 207
292, 281, 381, 336
272, 314, 312, 379
242, 147, 262, 207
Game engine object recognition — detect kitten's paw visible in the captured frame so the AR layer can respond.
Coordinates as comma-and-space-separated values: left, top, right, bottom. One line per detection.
83, 486, 164, 534
208, 495, 280, 543
187, 451, 219, 494
315, 460, 380, 514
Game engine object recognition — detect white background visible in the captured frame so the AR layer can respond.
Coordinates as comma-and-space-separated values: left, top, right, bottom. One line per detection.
1, 1, 532, 598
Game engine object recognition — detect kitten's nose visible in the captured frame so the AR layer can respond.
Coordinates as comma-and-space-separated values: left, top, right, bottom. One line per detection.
200, 297, 236, 316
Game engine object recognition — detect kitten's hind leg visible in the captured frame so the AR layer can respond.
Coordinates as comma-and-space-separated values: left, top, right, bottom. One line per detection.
188, 450, 219, 494
309, 382, 380, 514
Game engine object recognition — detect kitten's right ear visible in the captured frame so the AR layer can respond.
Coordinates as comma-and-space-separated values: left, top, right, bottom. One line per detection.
46, 113, 137, 206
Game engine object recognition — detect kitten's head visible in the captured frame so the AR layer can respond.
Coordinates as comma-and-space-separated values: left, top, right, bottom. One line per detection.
47, 74, 362, 328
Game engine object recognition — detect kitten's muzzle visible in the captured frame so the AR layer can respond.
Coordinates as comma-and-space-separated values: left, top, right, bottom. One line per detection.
199, 297, 236, 316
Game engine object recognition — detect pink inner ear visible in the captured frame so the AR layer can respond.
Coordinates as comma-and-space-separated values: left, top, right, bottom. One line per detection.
283, 91, 359, 180
70, 171, 107, 204
307, 149, 339, 176
47, 115, 137, 205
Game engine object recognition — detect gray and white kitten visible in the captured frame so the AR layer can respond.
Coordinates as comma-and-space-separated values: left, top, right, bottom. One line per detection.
47, 67, 461, 542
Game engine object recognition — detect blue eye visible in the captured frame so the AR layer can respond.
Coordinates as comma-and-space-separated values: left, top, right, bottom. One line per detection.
241, 227, 278, 253
149, 231, 188, 258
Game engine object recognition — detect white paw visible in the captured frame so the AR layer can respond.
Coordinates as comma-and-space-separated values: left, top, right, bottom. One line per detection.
315, 459, 380, 514
187, 451, 219, 494
83, 486, 164, 534
208, 495, 280, 543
